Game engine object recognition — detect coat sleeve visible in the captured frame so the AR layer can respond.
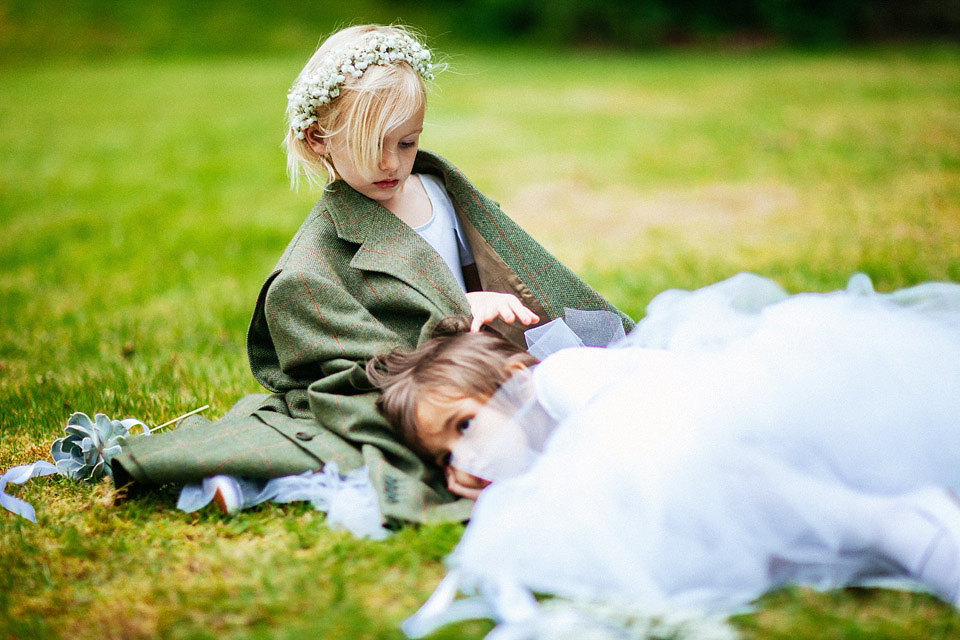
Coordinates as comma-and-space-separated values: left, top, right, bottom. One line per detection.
253, 267, 445, 483
250, 264, 415, 391
261, 268, 400, 387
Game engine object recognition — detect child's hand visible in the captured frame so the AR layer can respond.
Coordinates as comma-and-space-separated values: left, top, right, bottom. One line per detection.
446, 465, 491, 500
465, 292, 540, 332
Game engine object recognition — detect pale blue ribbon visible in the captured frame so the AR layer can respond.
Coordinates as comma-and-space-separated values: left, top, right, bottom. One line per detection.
176, 462, 392, 540
0, 461, 60, 523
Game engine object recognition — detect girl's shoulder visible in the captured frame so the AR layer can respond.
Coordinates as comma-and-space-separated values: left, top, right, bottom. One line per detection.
289, 198, 338, 240
269, 199, 349, 270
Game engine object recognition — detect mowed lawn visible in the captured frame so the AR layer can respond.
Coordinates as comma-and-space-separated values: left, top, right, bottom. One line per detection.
1, 45, 959, 639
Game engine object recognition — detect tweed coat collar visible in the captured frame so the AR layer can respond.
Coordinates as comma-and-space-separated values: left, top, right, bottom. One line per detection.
321, 151, 472, 316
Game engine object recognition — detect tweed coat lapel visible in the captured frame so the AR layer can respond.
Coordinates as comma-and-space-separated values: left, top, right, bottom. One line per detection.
324, 181, 469, 317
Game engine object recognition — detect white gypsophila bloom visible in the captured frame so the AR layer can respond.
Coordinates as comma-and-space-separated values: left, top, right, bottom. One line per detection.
286, 32, 435, 137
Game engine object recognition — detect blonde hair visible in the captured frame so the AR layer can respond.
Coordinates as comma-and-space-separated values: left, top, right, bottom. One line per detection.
366, 318, 540, 458
284, 24, 434, 190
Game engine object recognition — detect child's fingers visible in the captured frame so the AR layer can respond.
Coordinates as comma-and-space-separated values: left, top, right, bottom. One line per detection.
445, 466, 489, 500
451, 477, 487, 500
467, 292, 540, 331
469, 306, 495, 331
468, 303, 506, 331
498, 306, 517, 323
473, 306, 515, 331
447, 477, 484, 500
507, 298, 540, 325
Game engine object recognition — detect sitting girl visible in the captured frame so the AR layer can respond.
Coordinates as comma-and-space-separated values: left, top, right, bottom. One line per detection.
367, 273, 960, 627
109, 23, 631, 524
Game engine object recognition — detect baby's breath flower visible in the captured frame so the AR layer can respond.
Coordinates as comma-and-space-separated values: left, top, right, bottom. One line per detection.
287, 32, 435, 138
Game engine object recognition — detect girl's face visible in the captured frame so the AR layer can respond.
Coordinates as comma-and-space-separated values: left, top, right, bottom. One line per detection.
416, 392, 492, 499
313, 104, 424, 211
415, 392, 485, 468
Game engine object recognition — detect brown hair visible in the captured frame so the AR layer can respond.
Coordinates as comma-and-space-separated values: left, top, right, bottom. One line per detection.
366, 318, 539, 458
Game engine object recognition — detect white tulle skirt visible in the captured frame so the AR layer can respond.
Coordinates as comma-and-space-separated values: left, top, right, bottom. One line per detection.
410, 274, 960, 637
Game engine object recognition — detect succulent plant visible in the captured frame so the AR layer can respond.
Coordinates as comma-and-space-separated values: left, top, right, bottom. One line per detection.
50, 412, 149, 481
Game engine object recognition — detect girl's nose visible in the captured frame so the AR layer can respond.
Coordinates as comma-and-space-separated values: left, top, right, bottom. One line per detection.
379, 149, 398, 172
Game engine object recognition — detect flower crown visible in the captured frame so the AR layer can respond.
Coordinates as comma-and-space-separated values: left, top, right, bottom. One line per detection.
287, 32, 435, 140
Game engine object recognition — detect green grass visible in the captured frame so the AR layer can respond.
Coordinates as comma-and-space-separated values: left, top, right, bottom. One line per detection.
2, 44, 960, 639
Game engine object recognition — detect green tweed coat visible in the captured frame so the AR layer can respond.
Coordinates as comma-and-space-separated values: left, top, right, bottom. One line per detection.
112, 151, 633, 524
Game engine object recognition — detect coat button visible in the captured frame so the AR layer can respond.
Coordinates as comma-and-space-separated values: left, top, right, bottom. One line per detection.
295, 431, 314, 441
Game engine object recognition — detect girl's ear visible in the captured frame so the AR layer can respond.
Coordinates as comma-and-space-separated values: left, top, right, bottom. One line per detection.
503, 357, 530, 376
305, 126, 328, 155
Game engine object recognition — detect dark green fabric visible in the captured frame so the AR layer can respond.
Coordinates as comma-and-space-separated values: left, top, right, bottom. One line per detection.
113, 395, 326, 484
114, 150, 633, 524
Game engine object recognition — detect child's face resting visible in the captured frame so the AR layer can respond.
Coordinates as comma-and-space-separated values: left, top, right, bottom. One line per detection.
308, 104, 424, 211
416, 391, 491, 499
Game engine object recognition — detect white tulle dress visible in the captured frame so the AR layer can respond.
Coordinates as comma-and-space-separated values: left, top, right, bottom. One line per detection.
405, 273, 960, 639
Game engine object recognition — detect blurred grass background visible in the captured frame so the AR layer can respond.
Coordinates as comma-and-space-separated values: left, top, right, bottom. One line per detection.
2, 1, 960, 638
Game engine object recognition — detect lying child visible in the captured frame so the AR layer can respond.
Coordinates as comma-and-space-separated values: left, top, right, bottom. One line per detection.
368, 273, 960, 615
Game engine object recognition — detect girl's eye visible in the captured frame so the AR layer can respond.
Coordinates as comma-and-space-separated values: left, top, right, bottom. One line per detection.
457, 420, 470, 434
399, 139, 417, 149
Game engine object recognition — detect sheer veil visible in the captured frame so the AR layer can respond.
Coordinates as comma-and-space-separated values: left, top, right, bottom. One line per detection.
451, 309, 626, 482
